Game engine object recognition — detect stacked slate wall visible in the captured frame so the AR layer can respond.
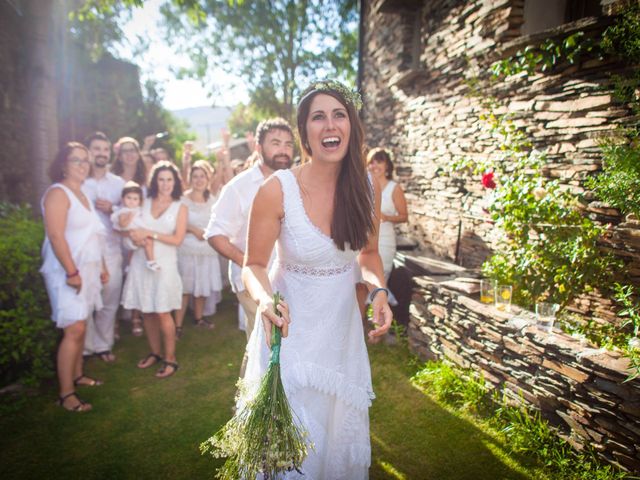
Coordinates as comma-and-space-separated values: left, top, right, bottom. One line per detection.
360, 0, 639, 288
361, 0, 640, 472
409, 278, 640, 471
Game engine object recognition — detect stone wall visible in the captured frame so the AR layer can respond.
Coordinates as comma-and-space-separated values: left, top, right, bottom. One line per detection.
362, 0, 640, 472
360, 0, 638, 277
409, 276, 640, 472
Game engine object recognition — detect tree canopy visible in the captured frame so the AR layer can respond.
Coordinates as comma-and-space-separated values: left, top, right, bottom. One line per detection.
76, 0, 359, 121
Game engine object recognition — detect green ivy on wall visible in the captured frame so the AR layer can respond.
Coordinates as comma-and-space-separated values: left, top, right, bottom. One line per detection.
454, 3, 640, 379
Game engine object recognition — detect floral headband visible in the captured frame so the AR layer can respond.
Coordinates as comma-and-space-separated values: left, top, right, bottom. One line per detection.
297, 79, 363, 111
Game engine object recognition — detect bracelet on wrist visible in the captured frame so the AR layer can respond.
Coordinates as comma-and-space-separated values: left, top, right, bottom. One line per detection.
369, 287, 389, 303
66, 269, 79, 279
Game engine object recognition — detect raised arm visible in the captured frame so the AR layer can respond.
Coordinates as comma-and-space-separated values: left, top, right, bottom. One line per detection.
210, 130, 234, 195
357, 177, 393, 340
241, 177, 289, 345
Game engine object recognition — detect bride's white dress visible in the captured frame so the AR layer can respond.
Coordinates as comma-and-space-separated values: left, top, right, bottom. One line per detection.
242, 169, 374, 480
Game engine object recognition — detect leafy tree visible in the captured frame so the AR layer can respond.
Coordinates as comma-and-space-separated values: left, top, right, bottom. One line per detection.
227, 103, 267, 138
159, 0, 359, 120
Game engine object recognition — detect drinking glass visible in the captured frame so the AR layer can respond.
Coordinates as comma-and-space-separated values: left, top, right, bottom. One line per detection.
480, 279, 495, 305
495, 285, 512, 312
536, 302, 559, 333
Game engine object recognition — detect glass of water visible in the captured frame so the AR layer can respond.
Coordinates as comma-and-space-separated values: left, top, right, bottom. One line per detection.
536, 302, 559, 333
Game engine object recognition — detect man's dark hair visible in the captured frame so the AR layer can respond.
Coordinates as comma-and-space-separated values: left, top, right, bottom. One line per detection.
255, 118, 293, 146
84, 131, 111, 147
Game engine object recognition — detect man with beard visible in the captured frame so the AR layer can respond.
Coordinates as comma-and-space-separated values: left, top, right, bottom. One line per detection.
205, 118, 294, 374
82, 131, 125, 362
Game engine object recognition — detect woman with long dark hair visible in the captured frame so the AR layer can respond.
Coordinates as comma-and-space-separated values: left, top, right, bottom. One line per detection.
111, 137, 147, 186
241, 80, 392, 478
121, 161, 187, 378
41, 142, 109, 411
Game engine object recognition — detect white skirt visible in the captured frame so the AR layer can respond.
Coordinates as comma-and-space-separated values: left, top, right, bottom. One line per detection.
42, 261, 103, 328
177, 252, 223, 298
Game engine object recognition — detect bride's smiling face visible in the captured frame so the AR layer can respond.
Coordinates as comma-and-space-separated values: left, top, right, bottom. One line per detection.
305, 93, 351, 164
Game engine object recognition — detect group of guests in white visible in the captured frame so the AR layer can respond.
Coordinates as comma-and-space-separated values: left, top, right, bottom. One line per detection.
40, 80, 408, 480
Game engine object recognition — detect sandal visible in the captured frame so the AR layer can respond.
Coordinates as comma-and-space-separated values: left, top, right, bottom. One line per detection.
73, 375, 103, 387
195, 318, 215, 329
156, 360, 179, 379
176, 326, 183, 340
132, 318, 144, 337
137, 353, 163, 369
58, 392, 92, 412
96, 351, 116, 363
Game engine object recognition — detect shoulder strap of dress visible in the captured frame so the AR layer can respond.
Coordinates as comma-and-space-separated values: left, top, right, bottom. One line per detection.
41, 183, 73, 212
271, 169, 297, 219
385, 180, 397, 194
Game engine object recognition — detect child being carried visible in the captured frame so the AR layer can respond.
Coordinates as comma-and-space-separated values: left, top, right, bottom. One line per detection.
111, 181, 161, 272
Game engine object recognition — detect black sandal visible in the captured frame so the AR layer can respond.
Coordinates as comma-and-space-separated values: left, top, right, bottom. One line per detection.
58, 392, 91, 412
73, 375, 103, 387
176, 326, 183, 340
137, 353, 163, 369
156, 360, 179, 379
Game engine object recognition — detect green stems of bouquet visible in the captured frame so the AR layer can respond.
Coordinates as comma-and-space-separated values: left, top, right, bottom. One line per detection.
201, 292, 310, 479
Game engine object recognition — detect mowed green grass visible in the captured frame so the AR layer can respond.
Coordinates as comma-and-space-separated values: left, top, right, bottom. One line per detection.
0, 295, 542, 480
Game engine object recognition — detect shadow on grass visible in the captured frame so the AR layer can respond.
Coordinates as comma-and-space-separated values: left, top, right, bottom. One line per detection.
368, 342, 543, 480
0, 295, 543, 480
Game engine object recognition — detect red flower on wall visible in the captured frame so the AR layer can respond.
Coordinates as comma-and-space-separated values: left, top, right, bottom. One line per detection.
482, 171, 496, 189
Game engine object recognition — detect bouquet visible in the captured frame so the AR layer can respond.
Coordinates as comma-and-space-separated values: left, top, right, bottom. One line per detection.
201, 292, 310, 479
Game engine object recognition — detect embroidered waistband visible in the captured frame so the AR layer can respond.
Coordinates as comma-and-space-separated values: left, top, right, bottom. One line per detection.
279, 262, 353, 277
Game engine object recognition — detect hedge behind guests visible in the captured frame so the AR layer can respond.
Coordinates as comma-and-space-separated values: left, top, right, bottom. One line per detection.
0, 203, 56, 387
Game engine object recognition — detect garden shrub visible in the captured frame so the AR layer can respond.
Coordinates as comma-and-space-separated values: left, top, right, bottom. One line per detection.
0, 203, 57, 387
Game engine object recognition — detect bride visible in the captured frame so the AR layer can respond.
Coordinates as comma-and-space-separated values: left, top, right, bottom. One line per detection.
241, 80, 392, 479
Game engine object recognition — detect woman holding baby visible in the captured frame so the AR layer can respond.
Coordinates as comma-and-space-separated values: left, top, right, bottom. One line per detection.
120, 161, 187, 378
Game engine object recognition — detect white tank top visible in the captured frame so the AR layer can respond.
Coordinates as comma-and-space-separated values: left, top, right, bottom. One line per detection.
40, 183, 105, 275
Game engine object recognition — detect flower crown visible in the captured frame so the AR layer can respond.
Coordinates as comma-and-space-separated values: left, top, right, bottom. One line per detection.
298, 79, 363, 111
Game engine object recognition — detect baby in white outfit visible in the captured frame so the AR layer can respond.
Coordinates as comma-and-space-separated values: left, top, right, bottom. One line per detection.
111, 181, 160, 272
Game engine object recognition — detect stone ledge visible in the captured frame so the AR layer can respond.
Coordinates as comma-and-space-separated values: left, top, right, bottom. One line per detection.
409, 278, 640, 472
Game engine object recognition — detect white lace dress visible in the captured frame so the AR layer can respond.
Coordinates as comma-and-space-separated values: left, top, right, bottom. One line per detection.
121, 200, 183, 313
178, 195, 222, 314
242, 169, 373, 479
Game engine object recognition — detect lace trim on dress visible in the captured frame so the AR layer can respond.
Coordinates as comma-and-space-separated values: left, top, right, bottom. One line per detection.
286, 361, 375, 412
280, 261, 353, 277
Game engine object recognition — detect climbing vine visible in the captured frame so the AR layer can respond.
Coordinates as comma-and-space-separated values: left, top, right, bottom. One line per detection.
454, 4, 640, 379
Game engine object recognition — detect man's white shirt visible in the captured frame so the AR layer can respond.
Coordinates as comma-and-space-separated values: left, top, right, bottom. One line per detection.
204, 164, 273, 293
83, 172, 126, 256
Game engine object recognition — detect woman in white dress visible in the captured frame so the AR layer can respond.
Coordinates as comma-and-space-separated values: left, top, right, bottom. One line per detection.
41, 142, 109, 412
242, 80, 393, 479
121, 161, 187, 378
174, 160, 223, 337
367, 148, 408, 280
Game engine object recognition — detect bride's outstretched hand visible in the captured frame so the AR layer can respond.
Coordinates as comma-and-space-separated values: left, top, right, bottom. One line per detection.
258, 296, 291, 348
368, 293, 393, 343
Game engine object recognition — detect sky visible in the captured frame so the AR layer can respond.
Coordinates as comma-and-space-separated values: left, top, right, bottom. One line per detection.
115, 0, 249, 111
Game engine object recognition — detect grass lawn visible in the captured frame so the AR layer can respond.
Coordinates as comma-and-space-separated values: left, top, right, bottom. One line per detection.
0, 295, 544, 479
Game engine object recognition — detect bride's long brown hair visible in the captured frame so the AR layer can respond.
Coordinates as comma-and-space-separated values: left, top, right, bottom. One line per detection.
297, 84, 374, 251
